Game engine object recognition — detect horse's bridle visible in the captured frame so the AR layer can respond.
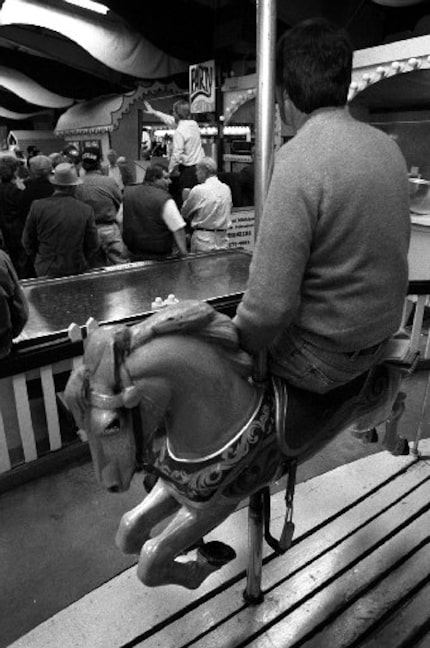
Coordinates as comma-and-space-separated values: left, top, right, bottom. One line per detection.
82, 328, 148, 469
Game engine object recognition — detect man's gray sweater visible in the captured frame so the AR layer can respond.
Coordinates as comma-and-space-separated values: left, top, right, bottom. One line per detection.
234, 107, 411, 357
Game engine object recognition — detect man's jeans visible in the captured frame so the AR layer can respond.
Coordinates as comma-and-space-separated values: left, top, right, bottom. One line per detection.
269, 328, 389, 394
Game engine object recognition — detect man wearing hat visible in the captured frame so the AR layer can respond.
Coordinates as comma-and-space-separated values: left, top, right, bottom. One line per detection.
20, 155, 54, 214
76, 146, 128, 265
22, 163, 99, 278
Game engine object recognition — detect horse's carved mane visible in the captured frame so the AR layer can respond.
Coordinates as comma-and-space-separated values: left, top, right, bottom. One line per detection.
127, 300, 253, 376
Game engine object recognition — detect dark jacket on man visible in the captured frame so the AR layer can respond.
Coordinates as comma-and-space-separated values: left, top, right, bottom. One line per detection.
22, 194, 99, 278
20, 177, 55, 220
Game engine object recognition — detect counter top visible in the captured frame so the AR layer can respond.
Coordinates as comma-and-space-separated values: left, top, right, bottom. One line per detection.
16, 250, 251, 349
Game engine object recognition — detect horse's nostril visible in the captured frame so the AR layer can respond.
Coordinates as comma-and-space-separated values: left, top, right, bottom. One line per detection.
104, 418, 121, 436
108, 485, 120, 493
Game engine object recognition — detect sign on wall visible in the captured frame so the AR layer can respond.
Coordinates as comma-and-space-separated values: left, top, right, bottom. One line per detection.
228, 208, 255, 252
189, 59, 216, 113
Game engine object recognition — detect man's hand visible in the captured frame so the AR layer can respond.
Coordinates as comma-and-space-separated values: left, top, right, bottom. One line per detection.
143, 101, 154, 114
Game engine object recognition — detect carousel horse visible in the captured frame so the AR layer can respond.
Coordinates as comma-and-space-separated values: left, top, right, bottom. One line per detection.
65, 300, 414, 595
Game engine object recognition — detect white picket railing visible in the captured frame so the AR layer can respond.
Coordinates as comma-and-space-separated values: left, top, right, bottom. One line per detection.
0, 319, 97, 479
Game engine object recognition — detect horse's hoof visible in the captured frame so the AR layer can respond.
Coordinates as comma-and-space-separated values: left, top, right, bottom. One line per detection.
389, 438, 410, 456
197, 541, 236, 567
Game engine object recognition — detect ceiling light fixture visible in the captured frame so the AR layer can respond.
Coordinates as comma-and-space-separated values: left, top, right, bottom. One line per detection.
63, 0, 109, 15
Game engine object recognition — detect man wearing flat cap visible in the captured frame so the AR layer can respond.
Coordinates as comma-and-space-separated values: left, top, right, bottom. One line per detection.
22, 163, 99, 278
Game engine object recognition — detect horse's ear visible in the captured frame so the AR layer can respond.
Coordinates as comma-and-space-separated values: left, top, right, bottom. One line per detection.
114, 326, 132, 356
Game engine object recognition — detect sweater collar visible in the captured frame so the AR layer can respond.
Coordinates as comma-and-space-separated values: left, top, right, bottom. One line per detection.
307, 106, 350, 124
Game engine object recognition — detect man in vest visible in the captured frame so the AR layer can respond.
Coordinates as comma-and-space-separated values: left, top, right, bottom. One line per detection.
122, 164, 187, 261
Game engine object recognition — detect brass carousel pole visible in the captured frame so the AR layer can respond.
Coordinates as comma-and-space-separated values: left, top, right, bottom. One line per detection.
245, 0, 277, 604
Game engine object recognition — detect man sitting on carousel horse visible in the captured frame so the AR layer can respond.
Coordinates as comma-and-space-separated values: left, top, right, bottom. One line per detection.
233, 18, 410, 394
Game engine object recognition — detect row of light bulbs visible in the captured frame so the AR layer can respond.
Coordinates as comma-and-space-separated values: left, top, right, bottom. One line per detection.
224, 88, 256, 122
153, 125, 251, 138
348, 56, 426, 100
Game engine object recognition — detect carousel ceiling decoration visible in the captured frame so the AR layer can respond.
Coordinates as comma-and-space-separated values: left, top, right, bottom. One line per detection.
63, 0, 109, 14
0, 0, 188, 79
0, 65, 73, 107
0, 106, 51, 119
0, 0, 429, 120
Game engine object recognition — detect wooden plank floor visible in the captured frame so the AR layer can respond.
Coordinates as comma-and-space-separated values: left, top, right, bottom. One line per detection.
10, 439, 430, 648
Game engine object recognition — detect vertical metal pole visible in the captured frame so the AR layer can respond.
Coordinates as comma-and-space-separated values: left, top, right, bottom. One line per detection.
244, 0, 277, 605
252, 0, 276, 384
244, 491, 265, 604
254, 0, 276, 239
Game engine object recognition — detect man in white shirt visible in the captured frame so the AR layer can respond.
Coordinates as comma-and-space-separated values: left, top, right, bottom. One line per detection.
181, 157, 232, 253
122, 164, 187, 260
144, 99, 204, 200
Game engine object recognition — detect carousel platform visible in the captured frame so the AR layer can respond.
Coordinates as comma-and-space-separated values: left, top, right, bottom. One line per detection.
7, 437, 430, 648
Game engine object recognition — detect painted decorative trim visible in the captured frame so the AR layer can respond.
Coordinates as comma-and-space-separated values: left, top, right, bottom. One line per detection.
110, 81, 184, 129
58, 126, 114, 136
56, 81, 185, 136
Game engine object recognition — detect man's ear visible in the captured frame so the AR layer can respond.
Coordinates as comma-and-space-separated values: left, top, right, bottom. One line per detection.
275, 86, 287, 124
276, 88, 308, 134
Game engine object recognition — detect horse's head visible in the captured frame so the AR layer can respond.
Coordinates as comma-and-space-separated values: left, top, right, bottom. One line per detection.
65, 325, 144, 493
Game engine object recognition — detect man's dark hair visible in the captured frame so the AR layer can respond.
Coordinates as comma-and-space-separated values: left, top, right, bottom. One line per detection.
276, 18, 352, 114
145, 164, 166, 184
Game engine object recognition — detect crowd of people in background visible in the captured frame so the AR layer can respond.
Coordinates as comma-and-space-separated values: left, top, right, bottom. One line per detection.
0, 110, 236, 355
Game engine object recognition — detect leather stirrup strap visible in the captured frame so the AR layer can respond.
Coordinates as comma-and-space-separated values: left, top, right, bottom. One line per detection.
263, 458, 297, 555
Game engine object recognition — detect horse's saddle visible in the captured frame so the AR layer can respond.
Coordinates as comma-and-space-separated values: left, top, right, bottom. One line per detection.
273, 337, 417, 460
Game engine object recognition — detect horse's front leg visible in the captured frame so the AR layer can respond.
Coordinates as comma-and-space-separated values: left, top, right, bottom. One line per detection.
116, 480, 180, 555
138, 493, 239, 589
